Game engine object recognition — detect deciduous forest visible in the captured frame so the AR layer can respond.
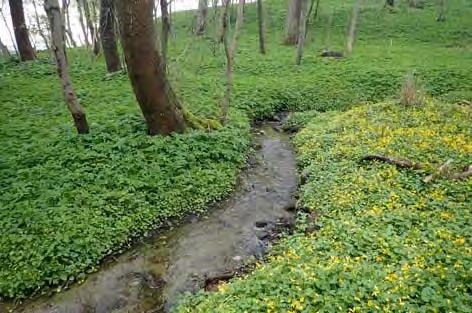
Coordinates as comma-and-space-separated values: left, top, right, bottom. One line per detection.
0, 0, 470, 312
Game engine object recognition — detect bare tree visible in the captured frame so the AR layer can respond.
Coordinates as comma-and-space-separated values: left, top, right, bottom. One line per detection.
116, 0, 186, 136
61, 0, 77, 47
256, 0, 265, 54
0, 37, 10, 57
195, 0, 208, 36
32, 0, 51, 51
8, 0, 36, 60
44, 0, 89, 134
99, 0, 120, 72
347, 0, 360, 54
285, 0, 302, 45
82, 0, 100, 54
76, 0, 90, 46
160, 0, 170, 69
221, 0, 245, 122
295, 0, 308, 65
0, 4, 19, 55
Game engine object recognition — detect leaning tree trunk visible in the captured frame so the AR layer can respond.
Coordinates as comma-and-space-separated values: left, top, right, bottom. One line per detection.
8, 0, 36, 61
100, 0, 121, 72
295, 0, 308, 65
61, 0, 77, 47
221, 0, 245, 123
195, 0, 208, 36
347, 0, 360, 54
256, 0, 265, 54
116, 0, 186, 136
285, 0, 302, 45
44, 0, 89, 134
160, 0, 170, 70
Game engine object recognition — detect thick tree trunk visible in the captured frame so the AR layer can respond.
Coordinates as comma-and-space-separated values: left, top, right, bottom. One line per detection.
116, 0, 186, 136
285, 0, 302, 45
295, 0, 308, 65
160, 0, 170, 70
195, 0, 208, 36
100, 0, 121, 72
256, 0, 265, 54
44, 0, 89, 134
221, 0, 245, 122
8, 0, 36, 61
347, 0, 360, 54
77, 0, 90, 46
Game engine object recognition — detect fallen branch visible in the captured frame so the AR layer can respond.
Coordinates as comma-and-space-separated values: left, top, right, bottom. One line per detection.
423, 159, 452, 183
361, 154, 423, 170
451, 165, 472, 180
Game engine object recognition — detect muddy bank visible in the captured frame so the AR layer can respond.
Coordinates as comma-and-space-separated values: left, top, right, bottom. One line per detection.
2, 122, 298, 313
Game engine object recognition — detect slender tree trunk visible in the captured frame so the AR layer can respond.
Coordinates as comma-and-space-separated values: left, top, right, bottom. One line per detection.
77, 0, 90, 47
116, 0, 186, 136
437, 0, 446, 22
295, 0, 308, 65
44, 0, 89, 134
0, 37, 11, 57
0, 7, 19, 55
385, 0, 394, 7
160, 0, 170, 69
256, 0, 265, 54
100, 0, 121, 72
61, 0, 77, 47
347, 0, 360, 54
195, 0, 208, 36
8, 0, 36, 61
32, 0, 51, 51
285, 0, 302, 45
90, 0, 101, 53
221, 0, 245, 123
82, 0, 100, 54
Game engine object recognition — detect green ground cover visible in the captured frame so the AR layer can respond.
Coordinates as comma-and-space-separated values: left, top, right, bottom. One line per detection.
0, 0, 471, 303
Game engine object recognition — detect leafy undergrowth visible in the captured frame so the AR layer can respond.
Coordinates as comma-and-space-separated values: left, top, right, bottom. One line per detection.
1, 0, 472, 301
176, 101, 472, 312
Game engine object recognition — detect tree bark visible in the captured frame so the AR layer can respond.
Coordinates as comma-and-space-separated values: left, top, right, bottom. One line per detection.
160, 0, 170, 70
44, 0, 89, 134
100, 0, 121, 72
62, 0, 77, 47
32, 0, 51, 51
285, 0, 302, 45
346, 0, 360, 54
295, 0, 308, 65
256, 0, 265, 54
8, 0, 36, 61
195, 0, 208, 36
82, 0, 100, 54
221, 0, 245, 123
116, 0, 186, 136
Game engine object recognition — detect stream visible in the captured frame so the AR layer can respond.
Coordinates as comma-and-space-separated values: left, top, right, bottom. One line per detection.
3, 122, 298, 313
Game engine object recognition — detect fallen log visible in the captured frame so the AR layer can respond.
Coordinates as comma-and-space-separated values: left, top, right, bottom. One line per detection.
360, 154, 423, 170
451, 165, 472, 180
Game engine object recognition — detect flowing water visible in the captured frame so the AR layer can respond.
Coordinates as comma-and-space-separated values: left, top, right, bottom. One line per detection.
2, 122, 298, 313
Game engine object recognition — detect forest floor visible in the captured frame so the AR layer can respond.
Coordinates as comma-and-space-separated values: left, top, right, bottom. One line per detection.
0, 0, 471, 310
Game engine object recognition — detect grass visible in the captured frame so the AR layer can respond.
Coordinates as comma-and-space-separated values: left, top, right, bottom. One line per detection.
0, 0, 471, 303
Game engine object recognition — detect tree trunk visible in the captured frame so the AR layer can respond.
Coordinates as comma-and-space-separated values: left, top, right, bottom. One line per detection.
8, 0, 36, 61
116, 0, 186, 136
195, 0, 208, 36
90, 0, 101, 53
0, 37, 10, 57
256, 0, 265, 54
62, 0, 77, 47
295, 0, 308, 65
0, 7, 19, 55
32, 0, 51, 51
437, 0, 446, 22
100, 0, 121, 72
221, 0, 245, 123
82, 0, 100, 54
160, 0, 170, 70
347, 0, 360, 54
386, 0, 394, 7
285, 0, 302, 45
44, 0, 89, 134
77, 0, 90, 47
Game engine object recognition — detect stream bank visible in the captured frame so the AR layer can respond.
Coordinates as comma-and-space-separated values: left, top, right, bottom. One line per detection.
3, 122, 298, 313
